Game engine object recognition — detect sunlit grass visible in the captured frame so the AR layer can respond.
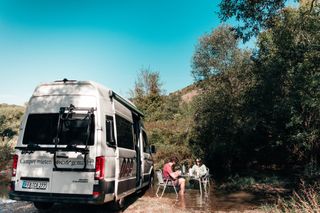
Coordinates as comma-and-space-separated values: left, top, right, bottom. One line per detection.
261, 182, 320, 213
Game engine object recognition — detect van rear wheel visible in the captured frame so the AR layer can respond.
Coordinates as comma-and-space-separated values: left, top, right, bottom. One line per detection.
149, 171, 154, 188
112, 198, 125, 210
33, 201, 53, 210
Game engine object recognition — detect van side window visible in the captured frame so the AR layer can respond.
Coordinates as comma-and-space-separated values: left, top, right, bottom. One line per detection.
115, 115, 134, 150
142, 131, 148, 153
106, 115, 115, 145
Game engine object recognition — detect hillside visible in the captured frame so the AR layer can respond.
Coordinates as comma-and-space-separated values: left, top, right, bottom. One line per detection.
169, 83, 200, 103
142, 83, 201, 169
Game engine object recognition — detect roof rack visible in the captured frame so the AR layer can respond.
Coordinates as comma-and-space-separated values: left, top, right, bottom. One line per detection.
54, 78, 77, 83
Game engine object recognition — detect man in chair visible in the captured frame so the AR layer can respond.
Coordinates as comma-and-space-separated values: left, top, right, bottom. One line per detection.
163, 156, 186, 195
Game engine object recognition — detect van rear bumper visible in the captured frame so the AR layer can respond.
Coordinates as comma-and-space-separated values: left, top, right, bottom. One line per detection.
9, 191, 108, 204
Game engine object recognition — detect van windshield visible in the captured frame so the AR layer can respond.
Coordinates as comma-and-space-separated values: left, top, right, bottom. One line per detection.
23, 113, 94, 146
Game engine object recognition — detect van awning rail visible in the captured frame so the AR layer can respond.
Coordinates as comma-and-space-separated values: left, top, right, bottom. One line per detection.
109, 91, 144, 117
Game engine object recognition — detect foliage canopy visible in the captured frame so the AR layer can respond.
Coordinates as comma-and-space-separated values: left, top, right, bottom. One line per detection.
191, 4, 320, 175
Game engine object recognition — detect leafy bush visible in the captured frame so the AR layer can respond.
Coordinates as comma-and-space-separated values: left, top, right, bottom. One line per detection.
0, 104, 23, 166
0, 104, 25, 139
0, 137, 16, 163
220, 175, 256, 191
219, 174, 284, 192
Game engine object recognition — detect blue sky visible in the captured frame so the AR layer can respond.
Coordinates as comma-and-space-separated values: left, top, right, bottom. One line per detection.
0, 0, 223, 105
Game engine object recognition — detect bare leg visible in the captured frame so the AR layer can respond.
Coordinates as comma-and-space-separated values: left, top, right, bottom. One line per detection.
178, 178, 186, 195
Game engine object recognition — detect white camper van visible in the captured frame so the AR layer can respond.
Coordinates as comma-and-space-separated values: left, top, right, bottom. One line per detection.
9, 79, 155, 210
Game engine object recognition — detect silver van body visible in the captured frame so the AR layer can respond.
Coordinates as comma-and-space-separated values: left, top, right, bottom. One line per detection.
9, 80, 153, 206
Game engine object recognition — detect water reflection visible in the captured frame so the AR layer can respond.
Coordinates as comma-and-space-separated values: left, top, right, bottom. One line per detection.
145, 183, 216, 212
175, 188, 214, 211
1, 172, 259, 212
145, 182, 259, 212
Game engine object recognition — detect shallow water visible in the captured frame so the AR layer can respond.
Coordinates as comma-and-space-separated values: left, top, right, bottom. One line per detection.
144, 182, 259, 212
0, 169, 261, 212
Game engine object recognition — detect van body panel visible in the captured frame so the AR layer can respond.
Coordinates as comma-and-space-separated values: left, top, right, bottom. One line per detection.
15, 152, 53, 193
142, 153, 153, 186
115, 148, 137, 197
10, 80, 153, 205
27, 96, 97, 114
103, 153, 116, 178
51, 172, 95, 194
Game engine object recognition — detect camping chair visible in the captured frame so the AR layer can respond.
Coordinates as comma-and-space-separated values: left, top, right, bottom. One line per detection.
200, 168, 211, 194
190, 167, 211, 195
155, 169, 178, 198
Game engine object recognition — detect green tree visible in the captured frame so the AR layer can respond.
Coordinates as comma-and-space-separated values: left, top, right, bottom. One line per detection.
191, 2, 320, 176
219, 0, 287, 41
192, 25, 241, 81
130, 68, 164, 121
0, 104, 24, 140
219, 0, 319, 41
130, 69, 194, 167
0, 104, 24, 162
252, 5, 320, 169
190, 25, 255, 173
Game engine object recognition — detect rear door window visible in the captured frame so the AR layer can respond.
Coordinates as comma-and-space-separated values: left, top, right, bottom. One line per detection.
23, 113, 95, 145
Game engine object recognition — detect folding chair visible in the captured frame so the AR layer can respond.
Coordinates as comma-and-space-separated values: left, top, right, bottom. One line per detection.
155, 169, 178, 198
200, 168, 211, 194
190, 168, 211, 195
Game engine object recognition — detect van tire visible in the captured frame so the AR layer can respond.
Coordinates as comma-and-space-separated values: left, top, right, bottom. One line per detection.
112, 198, 125, 210
33, 202, 53, 210
149, 170, 154, 188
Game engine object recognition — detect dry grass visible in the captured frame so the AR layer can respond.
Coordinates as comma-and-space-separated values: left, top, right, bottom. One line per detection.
262, 182, 320, 213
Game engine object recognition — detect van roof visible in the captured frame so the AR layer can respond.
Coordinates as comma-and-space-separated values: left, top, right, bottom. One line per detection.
32, 79, 143, 117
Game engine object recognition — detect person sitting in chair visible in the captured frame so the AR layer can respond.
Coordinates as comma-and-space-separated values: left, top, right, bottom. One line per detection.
163, 156, 186, 195
188, 158, 207, 188
189, 158, 207, 178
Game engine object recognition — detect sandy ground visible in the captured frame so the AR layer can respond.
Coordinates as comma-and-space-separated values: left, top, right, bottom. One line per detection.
0, 186, 267, 213
0, 197, 264, 213
1, 163, 267, 213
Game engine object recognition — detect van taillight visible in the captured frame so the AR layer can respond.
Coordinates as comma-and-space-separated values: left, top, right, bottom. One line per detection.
95, 156, 105, 180
12, 154, 18, 177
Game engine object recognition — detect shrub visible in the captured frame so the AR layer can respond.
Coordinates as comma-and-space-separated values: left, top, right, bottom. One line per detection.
0, 137, 16, 163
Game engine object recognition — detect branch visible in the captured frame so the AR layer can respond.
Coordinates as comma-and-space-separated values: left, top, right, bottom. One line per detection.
309, 0, 316, 13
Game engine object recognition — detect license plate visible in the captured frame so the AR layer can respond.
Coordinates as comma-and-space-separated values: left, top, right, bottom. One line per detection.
22, 180, 48, 190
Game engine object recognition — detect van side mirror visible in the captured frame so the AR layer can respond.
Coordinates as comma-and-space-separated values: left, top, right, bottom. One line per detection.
150, 145, 156, 154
